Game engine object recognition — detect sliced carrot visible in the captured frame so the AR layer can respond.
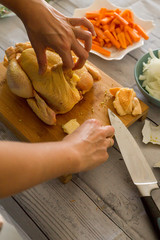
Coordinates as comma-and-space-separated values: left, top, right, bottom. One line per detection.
120, 9, 134, 23
115, 27, 121, 34
124, 31, 132, 45
94, 26, 106, 39
114, 12, 128, 26
105, 11, 115, 17
109, 21, 116, 32
105, 42, 112, 48
92, 40, 101, 46
104, 38, 110, 43
134, 24, 149, 40
84, 7, 149, 56
92, 44, 111, 56
112, 30, 118, 40
117, 32, 127, 48
102, 24, 110, 31
101, 17, 113, 25
125, 26, 141, 42
109, 87, 121, 96
104, 30, 121, 49
89, 19, 96, 25
86, 12, 99, 19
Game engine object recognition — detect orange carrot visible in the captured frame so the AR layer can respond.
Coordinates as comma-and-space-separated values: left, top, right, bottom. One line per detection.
120, 9, 134, 23
91, 44, 111, 56
86, 12, 99, 19
114, 12, 128, 25
124, 31, 132, 45
92, 40, 101, 46
102, 24, 110, 31
101, 17, 113, 25
109, 21, 116, 32
104, 30, 121, 49
94, 26, 106, 39
112, 30, 118, 40
84, 7, 149, 57
105, 42, 112, 48
89, 19, 96, 25
134, 24, 149, 40
117, 32, 127, 48
115, 27, 121, 34
125, 26, 141, 42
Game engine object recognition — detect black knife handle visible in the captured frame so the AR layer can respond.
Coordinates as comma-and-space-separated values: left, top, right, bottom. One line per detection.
141, 196, 160, 237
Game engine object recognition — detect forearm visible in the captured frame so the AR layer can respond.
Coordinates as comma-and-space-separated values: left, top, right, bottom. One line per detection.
0, 141, 77, 198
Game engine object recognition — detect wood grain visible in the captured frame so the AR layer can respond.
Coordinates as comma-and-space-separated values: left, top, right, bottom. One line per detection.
0, 62, 148, 143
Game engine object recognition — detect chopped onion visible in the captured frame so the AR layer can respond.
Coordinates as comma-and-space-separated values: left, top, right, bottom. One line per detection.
139, 49, 160, 100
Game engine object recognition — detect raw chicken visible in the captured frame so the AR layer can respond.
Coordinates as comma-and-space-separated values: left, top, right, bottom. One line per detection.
4, 42, 101, 125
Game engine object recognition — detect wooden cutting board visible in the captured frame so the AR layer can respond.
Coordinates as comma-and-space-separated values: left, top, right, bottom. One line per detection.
0, 62, 148, 143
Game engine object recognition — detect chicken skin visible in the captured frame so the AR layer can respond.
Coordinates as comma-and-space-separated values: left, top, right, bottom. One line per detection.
4, 42, 101, 125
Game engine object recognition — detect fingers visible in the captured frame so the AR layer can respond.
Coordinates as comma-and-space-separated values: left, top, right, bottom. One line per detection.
31, 42, 47, 75
73, 28, 92, 52
71, 40, 89, 69
99, 125, 115, 138
58, 47, 74, 70
68, 17, 96, 36
105, 137, 114, 148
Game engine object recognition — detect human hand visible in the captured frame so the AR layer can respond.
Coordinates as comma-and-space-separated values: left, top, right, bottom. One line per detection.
20, 0, 95, 74
63, 119, 114, 173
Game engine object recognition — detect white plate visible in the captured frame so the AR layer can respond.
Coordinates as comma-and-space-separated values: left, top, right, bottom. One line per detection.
73, 0, 155, 60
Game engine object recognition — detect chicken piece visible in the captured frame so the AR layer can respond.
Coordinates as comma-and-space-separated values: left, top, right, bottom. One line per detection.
4, 42, 101, 125
110, 87, 142, 116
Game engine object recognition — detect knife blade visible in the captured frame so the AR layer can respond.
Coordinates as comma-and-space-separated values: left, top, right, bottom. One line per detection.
108, 109, 160, 236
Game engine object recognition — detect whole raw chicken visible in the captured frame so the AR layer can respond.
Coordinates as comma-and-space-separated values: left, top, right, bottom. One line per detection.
4, 42, 101, 125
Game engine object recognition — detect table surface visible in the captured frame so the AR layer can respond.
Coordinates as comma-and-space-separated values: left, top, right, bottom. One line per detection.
0, 0, 160, 240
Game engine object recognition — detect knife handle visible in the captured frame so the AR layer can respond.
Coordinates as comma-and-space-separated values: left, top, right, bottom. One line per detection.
141, 196, 160, 237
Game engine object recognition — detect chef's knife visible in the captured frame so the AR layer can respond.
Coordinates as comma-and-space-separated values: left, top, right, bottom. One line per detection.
108, 109, 160, 236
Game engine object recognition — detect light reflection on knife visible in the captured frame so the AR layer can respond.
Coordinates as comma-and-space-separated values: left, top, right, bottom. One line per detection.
108, 109, 160, 237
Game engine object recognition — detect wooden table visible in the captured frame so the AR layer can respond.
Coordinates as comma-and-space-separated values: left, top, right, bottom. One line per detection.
0, 0, 160, 239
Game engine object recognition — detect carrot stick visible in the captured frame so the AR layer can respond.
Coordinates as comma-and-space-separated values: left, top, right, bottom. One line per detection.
115, 27, 121, 34
134, 24, 149, 40
91, 44, 111, 56
101, 17, 113, 25
94, 26, 106, 39
92, 40, 101, 46
114, 12, 128, 26
124, 31, 132, 45
104, 30, 121, 49
102, 24, 110, 31
86, 12, 99, 19
125, 26, 141, 42
112, 30, 118, 40
105, 11, 115, 17
89, 19, 96, 25
109, 21, 116, 32
117, 32, 127, 48
120, 9, 134, 23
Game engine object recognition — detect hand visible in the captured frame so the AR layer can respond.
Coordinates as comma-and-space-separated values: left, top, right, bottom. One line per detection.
63, 119, 115, 173
21, 0, 95, 74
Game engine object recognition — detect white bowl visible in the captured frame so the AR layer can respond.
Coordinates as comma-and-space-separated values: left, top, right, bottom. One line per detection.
73, 0, 155, 60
